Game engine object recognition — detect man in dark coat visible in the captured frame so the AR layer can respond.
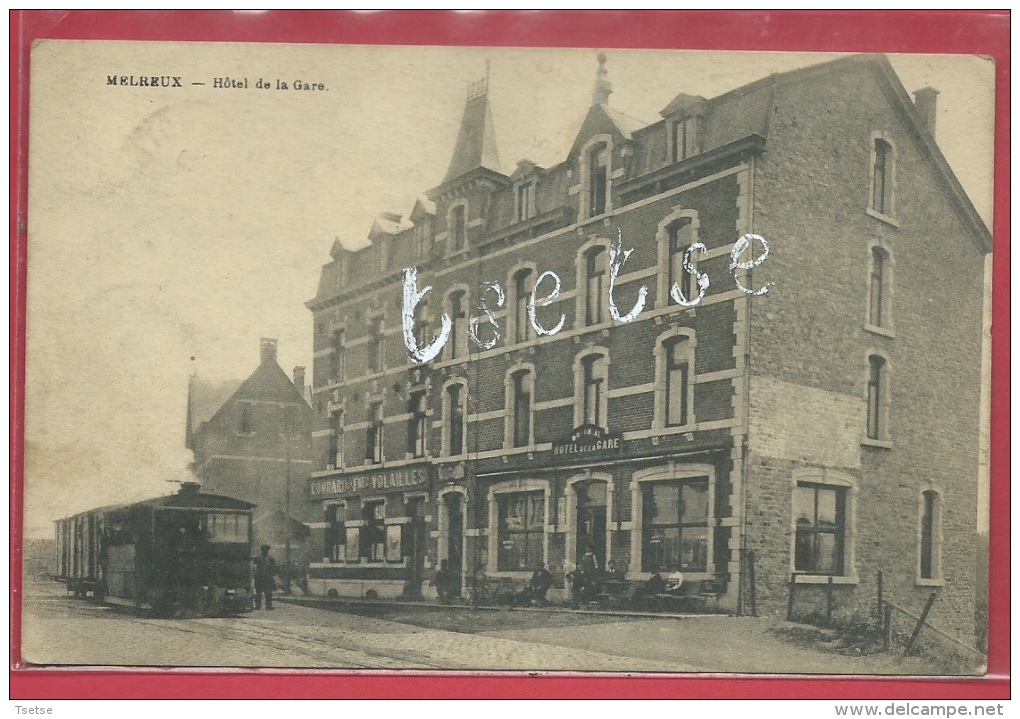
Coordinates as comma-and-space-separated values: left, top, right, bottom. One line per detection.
516, 562, 555, 607
252, 545, 277, 610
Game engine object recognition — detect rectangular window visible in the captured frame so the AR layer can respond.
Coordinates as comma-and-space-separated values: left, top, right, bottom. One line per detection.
330, 329, 345, 383
665, 340, 690, 427
361, 501, 385, 562
367, 402, 383, 464
669, 219, 695, 303
239, 403, 253, 434
451, 205, 466, 253
920, 490, 939, 580
415, 219, 432, 257
408, 390, 427, 458
385, 524, 402, 562
512, 371, 532, 448
794, 483, 847, 575
328, 410, 344, 468
413, 301, 430, 349
641, 479, 709, 572
582, 356, 603, 427
867, 355, 886, 440
497, 491, 545, 571
368, 319, 384, 374
585, 248, 605, 326
447, 384, 464, 456
344, 526, 360, 562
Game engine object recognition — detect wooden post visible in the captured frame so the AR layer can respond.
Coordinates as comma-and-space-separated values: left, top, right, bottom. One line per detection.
876, 570, 883, 620
786, 574, 796, 621
825, 576, 834, 625
748, 550, 757, 617
904, 592, 938, 655
883, 604, 893, 651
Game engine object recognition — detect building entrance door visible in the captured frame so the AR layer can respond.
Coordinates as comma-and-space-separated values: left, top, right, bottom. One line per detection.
575, 481, 607, 570
406, 497, 427, 597
444, 493, 464, 597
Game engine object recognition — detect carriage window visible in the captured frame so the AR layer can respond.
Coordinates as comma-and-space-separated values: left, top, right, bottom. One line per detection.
206, 513, 247, 543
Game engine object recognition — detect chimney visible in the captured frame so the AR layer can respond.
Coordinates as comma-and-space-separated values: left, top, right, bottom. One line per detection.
592, 52, 612, 106
260, 337, 278, 365
913, 87, 939, 137
292, 366, 306, 393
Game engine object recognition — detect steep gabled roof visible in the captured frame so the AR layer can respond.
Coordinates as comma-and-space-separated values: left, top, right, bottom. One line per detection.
187, 376, 242, 444
443, 84, 503, 184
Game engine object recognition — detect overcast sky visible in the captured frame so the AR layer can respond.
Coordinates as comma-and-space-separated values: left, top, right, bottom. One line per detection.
23, 42, 994, 537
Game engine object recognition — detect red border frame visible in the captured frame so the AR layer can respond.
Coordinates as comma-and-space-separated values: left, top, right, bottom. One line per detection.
9, 10, 1010, 700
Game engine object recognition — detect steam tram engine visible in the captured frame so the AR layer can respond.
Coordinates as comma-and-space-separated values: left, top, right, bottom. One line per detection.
54, 483, 255, 617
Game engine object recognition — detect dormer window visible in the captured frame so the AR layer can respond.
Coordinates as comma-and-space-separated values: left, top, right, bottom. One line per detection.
414, 217, 434, 257
672, 116, 699, 162
516, 181, 534, 222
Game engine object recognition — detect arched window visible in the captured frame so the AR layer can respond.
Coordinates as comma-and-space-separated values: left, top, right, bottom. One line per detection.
443, 381, 467, 457
446, 290, 469, 360
664, 337, 691, 427
869, 134, 896, 221
505, 366, 534, 449
574, 350, 609, 428
511, 267, 534, 343
330, 328, 346, 383
407, 390, 427, 459
669, 218, 697, 304
588, 142, 608, 217
584, 247, 606, 326
866, 353, 890, 442
867, 245, 893, 332
328, 409, 344, 469
366, 401, 384, 464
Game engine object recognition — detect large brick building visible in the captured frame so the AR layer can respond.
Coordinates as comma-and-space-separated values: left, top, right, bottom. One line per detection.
303, 54, 989, 638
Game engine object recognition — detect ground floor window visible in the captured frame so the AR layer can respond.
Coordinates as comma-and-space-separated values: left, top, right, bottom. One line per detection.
794, 483, 847, 575
641, 478, 709, 572
326, 504, 345, 562
360, 501, 385, 562
497, 491, 545, 571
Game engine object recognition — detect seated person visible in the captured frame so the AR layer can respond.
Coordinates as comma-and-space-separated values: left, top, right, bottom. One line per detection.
663, 571, 685, 595
604, 560, 627, 582
515, 562, 555, 607
644, 566, 667, 595
567, 565, 595, 606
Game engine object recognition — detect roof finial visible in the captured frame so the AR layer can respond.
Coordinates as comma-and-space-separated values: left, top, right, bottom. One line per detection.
592, 51, 612, 106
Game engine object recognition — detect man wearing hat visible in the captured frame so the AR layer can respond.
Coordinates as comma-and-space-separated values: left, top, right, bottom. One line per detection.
252, 544, 278, 610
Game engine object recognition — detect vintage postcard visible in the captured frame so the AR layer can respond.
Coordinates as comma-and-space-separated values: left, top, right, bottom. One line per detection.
21, 39, 994, 675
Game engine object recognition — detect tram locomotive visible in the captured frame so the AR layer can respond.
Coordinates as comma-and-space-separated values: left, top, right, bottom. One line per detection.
54, 483, 255, 617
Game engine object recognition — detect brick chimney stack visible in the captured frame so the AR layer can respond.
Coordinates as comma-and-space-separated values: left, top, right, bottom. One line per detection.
260, 337, 278, 365
292, 366, 306, 393
913, 86, 939, 138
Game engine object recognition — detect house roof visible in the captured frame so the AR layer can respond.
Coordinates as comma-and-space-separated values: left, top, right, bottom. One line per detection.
187, 376, 242, 440
442, 86, 503, 184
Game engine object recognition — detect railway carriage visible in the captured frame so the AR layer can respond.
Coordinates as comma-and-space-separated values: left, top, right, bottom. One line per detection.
54, 483, 255, 617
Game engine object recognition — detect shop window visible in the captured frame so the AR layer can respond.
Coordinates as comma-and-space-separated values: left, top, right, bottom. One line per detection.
794, 483, 847, 575
408, 390, 427, 459
330, 329, 345, 383
444, 382, 466, 456
328, 409, 344, 469
497, 491, 545, 571
366, 401, 384, 464
641, 478, 709, 572
361, 500, 386, 562
344, 526, 360, 562
919, 490, 942, 581
326, 504, 345, 562
368, 318, 385, 374
866, 353, 889, 442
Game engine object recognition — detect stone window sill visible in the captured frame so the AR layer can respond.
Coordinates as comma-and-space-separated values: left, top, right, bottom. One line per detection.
916, 577, 945, 588
866, 208, 900, 228
864, 324, 895, 339
791, 574, 860, 586
861, 437, 894, 450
